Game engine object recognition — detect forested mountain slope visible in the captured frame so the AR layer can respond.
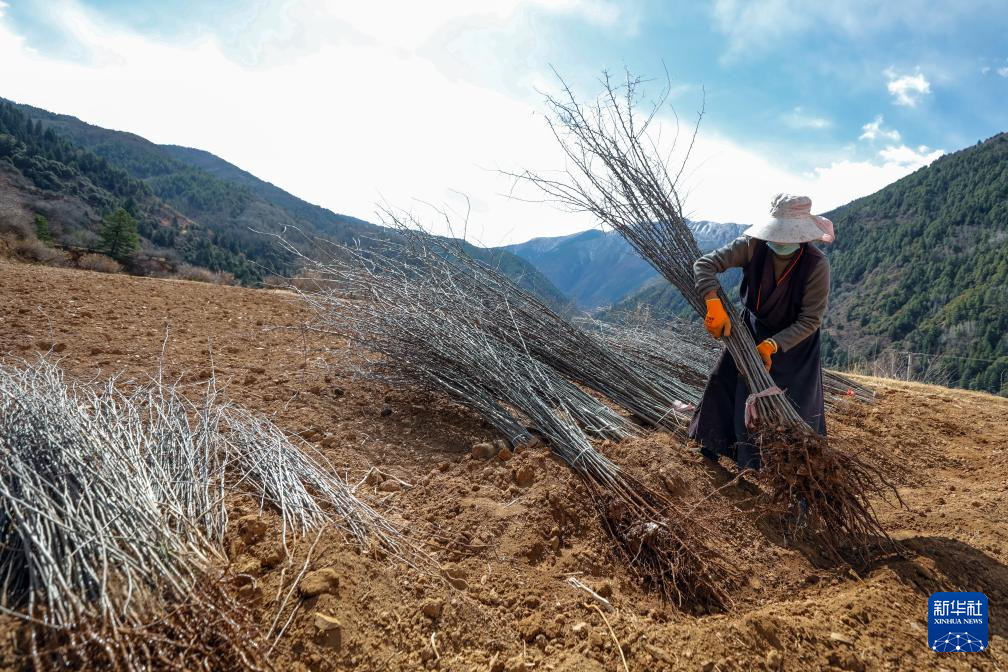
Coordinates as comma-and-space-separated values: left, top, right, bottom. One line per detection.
0, 100, 248, 273
0, 98, 567, 306
821, 132, 1007, 393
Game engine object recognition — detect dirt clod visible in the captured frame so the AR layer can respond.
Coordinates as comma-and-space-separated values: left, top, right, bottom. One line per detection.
234, 515, 268, 546
504, 655, 525, 672
472, 442, 496, 459
422, 600, 443, 620
260, 546, 285, 569
312, 612, 342, 649
299, 568, 339, 597
235, 556, 261, 576
513, 464, 535, 487
378, 479, 402, 493
443, 567, 468, 590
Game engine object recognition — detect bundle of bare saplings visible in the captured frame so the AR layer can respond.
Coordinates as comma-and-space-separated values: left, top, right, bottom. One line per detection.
0, 358, 423, 670
508, 70, 901, 563
291, 228, 733, 609
383, 211, 703, 430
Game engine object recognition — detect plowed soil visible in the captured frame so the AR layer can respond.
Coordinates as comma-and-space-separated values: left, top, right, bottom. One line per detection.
1, 260, 1006, 671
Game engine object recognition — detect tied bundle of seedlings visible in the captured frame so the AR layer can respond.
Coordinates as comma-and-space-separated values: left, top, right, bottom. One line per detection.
822, 370, 875, 404
0, 359, 270, 671
113, 363, 430, 569
139, 369, 427, 566
377, 210, 701, 430
510, 70, 900, 563
293, 235, 733, 609
0, 357, 427, 670
293, 235, 637, 443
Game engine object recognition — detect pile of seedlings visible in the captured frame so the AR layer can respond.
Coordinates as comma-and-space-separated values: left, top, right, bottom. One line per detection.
511, 70, 900, 563
0, 358, 422, 670
0, 360, 266, 670
291, 227, 733, 609
379, 212, 702, 429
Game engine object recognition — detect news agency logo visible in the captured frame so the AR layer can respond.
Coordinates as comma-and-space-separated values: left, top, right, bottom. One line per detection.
929, 592, 988, 652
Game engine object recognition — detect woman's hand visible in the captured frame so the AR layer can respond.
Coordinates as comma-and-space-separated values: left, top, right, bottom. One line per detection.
756, 339, 778, 371
704, 298, 731, 339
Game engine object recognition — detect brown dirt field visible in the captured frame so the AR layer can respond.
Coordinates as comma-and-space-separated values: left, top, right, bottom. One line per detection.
1, 259, 1006, 671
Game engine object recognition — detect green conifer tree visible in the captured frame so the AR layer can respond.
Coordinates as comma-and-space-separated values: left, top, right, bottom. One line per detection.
34, 215, 52, 245
99, 207, 139, 261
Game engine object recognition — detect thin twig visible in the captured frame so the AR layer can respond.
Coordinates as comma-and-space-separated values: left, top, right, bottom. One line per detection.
589, 602, 628, 672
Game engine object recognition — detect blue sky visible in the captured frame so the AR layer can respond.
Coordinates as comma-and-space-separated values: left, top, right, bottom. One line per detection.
1, 1, 1005, 243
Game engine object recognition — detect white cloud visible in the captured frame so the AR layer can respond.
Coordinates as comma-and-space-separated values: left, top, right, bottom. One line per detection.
249, 0, 630, 54
998, 66, 1008, 77
859, 115, 901, 142
802, 146, 941, 209
216, 0, 636, 68
878, 144, 944, 168
617, 123, 941, 225
711, 0, 809, 60
785, 107, 831, 129
0, 0, 609, 245
710, 1, 996, 61
885, 67, 931, 106
0, 0, 943, 244
544, 0, 629, 29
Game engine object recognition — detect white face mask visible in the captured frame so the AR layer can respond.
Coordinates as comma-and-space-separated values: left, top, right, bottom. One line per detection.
767, 241, 800, 255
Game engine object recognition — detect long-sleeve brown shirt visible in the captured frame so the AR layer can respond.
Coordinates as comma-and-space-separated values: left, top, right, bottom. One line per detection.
693, 236, 830, 352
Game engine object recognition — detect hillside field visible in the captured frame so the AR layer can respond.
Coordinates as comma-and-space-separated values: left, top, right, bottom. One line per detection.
1, 260, 1006, 671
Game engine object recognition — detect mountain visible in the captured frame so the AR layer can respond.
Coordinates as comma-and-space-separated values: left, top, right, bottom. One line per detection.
0, 98, 566, 306
503, 220, 745, 309
503, 230, 654, 309
0, 100, 225, 269
821, 132, 1007, 394
162, 145, 378, 239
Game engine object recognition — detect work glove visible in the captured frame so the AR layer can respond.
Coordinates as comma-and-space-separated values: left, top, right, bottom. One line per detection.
756, 339, 778, 372
704, 298, 731, 339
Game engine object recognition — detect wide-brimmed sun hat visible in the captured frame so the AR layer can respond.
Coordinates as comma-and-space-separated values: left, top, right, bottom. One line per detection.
742, 193, 836, 244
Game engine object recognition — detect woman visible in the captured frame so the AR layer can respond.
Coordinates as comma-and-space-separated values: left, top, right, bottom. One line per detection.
688, 193, 835, 470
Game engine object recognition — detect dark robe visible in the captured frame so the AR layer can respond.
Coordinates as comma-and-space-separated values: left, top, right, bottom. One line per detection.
688, 240, 827, 469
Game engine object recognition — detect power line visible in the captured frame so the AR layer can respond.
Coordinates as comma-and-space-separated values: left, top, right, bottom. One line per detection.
880, 349, 1006, 364
840, 345, 1006, 365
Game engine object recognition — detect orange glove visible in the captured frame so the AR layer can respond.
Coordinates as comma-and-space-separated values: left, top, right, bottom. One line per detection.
756, 339, 778, 371
704, 298, 731, 339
